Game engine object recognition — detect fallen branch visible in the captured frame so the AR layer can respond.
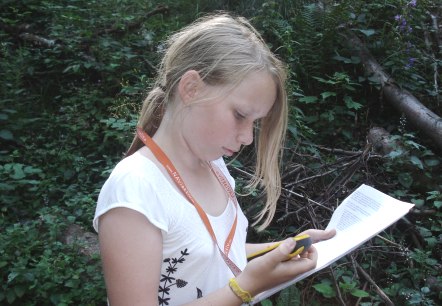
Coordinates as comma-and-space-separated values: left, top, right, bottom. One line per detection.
19, 33, 59, 48
346, 32, 442, 151
354, 261, 394, 306
329, 266, 346, 306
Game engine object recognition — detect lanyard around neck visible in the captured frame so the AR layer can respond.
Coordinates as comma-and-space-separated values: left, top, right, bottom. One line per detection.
136, 127, 241, 275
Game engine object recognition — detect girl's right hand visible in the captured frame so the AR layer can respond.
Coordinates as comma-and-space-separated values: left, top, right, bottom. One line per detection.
235, 238, 318, 296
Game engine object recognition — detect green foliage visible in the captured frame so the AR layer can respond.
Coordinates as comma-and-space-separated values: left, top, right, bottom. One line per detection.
260, 285, 303, 305
383, 248, 442, 305
1, 0, 441, 305
313, 272, 370, 301
0, 213, 106, 305
313, 279, 336, 298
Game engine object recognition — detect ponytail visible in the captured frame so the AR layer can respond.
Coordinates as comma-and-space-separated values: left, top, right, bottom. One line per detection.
126, 86, 166, 156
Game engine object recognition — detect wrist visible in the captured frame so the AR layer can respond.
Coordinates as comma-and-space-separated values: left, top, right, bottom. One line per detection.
228, 277, 254, 304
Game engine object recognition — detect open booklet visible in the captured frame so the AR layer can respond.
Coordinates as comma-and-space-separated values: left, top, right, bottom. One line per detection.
249, 184, 415, 304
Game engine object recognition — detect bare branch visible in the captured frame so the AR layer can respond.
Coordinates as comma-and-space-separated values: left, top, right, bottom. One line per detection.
354, 261, 394, 306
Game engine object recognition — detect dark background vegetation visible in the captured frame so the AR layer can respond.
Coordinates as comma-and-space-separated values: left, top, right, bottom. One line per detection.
1, 0, 440, 305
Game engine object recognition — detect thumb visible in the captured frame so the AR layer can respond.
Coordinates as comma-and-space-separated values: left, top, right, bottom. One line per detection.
274, 238, 296, 260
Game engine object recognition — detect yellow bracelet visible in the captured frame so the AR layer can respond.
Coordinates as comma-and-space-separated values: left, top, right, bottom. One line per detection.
228, 277, 253, 303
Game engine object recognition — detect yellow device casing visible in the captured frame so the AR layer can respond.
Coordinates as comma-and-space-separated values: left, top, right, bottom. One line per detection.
247, 234, 312, 261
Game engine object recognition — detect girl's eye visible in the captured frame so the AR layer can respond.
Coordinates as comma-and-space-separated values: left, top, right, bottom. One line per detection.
235, 111, 245, 120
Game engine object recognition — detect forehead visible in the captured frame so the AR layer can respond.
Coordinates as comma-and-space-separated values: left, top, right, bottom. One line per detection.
229, 71, 277, 117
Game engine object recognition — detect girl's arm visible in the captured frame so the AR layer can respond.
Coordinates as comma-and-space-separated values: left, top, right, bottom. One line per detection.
98, 207, 162, 305
99, 208, 333, 306
246, 242, 275, 256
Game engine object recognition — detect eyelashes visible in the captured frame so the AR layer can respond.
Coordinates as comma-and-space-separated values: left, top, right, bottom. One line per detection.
235, 111, 246, 120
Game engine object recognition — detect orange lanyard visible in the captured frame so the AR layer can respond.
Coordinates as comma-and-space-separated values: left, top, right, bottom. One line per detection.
136, 127, 241, 275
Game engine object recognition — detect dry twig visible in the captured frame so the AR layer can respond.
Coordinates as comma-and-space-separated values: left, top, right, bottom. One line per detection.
354, 260, 394, 306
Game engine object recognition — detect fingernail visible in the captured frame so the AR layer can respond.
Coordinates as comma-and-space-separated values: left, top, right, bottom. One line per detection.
283, 238, 295, 252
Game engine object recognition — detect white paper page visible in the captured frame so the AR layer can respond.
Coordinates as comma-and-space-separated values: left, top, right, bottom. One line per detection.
250, 184, 414, 304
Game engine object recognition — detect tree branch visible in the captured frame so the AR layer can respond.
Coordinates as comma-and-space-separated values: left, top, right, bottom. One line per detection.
346, 31, 442, 151
354, 261, 394, 306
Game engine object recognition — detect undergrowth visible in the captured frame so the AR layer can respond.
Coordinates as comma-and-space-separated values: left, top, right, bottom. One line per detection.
1, 0, 440, 305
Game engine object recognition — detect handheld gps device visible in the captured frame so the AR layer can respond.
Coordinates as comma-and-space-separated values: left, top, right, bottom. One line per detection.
247, 234, 312, 261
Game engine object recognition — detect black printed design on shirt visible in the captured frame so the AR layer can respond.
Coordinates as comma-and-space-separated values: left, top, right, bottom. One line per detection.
158, 248, 203, 305
197, 287, 203, 298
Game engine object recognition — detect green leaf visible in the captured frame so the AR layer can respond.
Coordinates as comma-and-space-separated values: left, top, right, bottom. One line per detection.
260, 299, 273, 306
313, 283, 336, 298
14, 285, 26, 298
299, 96, 318, 103
333, 55, 353, 63
288, 125, 298, 138
426, 191, 440, 199
8, 271, 19, 283
405, 140, 423, 150
6, 290, 15, 304
411, 198, 424, 208
350, 56, 361, 64
424, 158, 440, 167
351, 289, 370, 298
398, 173, 413, 188
359, 29, 375, 37
420, 287, 430, 294
11, 164, 26, 180
0, 129, 13, 140
387, 149, 405, 159
410, 156, 424, 169
433, 201, 442, 209
343, 96, 363, 110
65, 279, 79, 288
320, 91, 336, 100
408, 292, 423, 304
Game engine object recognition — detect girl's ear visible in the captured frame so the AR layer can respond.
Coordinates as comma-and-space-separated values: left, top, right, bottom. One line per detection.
177, 70, 203, 105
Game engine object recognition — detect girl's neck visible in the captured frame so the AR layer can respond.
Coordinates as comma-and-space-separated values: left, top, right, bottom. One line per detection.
152, 118, 208, 173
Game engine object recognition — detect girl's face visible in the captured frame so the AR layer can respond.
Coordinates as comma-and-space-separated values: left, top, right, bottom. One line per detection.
181, 71, 277, 162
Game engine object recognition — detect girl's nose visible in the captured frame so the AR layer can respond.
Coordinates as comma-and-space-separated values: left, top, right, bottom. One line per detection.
237, 122, 254, 146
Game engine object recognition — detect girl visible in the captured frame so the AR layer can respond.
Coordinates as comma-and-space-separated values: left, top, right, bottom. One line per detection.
94, 14, 335, 305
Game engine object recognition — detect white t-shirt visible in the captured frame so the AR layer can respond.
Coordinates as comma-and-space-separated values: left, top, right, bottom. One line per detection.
93, 151, 249, 305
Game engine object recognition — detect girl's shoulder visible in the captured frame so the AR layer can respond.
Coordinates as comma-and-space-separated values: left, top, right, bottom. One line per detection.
100, 151, 173, 198
110, 151, 162, 182
94, 151, 174, 232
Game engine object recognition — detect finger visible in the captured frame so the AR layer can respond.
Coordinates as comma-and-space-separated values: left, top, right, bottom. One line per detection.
274, 238, 296, 261
299, 245, 318, 260
316, 229, 336, 241
320, 229, 337, 240
301, 229, 336, 243
289, 246, 318, 274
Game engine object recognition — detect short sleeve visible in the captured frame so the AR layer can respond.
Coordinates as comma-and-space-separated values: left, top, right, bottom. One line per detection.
93, 155, 171, 233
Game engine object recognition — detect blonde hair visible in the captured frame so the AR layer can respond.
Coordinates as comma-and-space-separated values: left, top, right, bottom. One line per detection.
127, 13, 288, 231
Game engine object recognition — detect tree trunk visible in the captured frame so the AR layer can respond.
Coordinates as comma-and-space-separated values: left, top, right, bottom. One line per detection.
346, 32, 442, 151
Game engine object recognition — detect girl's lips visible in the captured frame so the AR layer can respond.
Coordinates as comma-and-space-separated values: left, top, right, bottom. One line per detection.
223, 147, 235, 156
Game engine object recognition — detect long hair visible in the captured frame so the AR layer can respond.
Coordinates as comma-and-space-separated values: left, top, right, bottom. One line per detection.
127, 14, 288, 231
